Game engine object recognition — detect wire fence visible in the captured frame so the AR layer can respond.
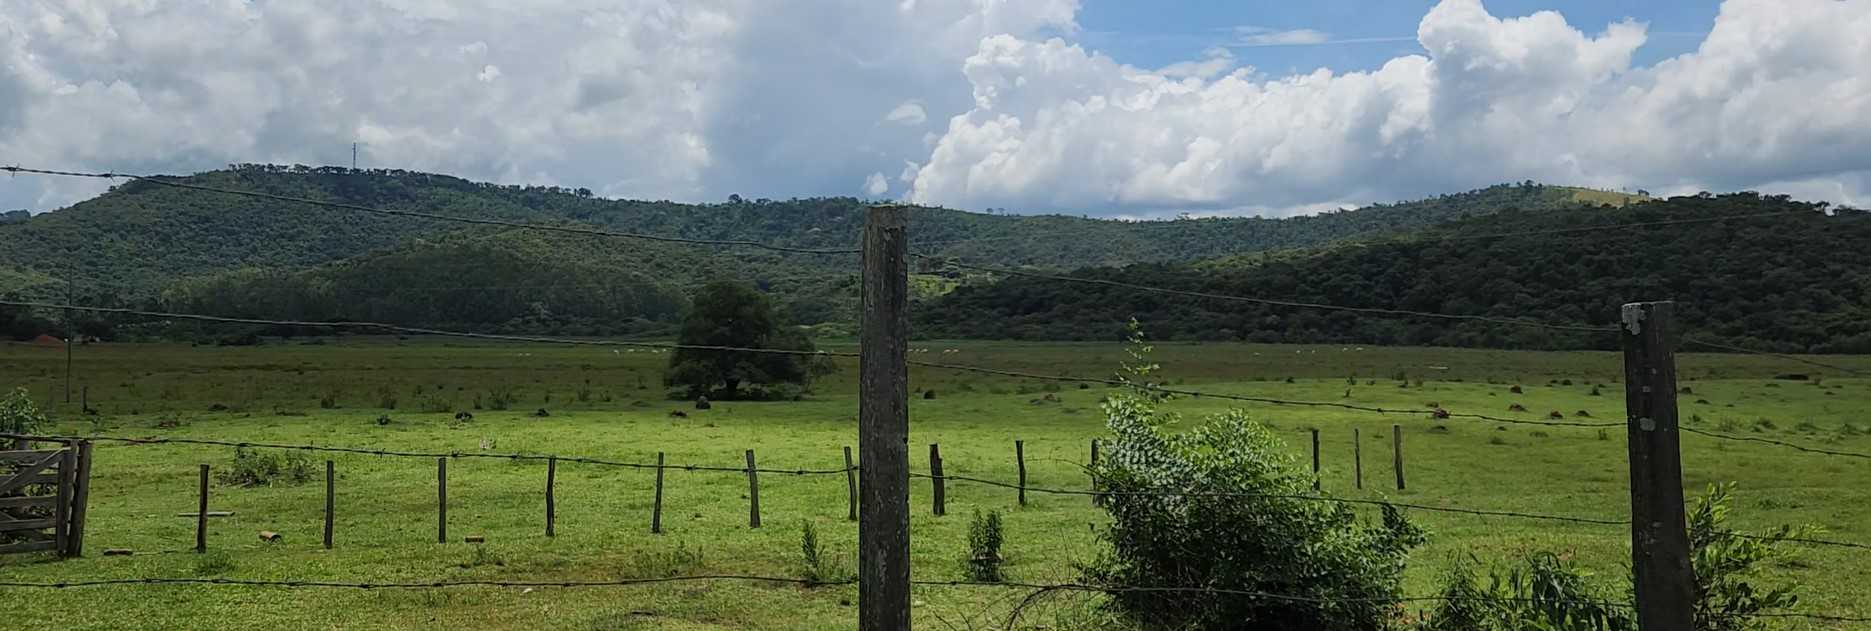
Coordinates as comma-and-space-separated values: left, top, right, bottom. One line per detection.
3, 164, 1868, 627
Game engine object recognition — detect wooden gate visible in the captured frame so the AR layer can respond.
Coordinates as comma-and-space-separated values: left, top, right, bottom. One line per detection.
0, 437, 92, 557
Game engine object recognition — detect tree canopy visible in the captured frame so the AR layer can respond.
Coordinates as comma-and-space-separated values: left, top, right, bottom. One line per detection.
664, 281, 822, 400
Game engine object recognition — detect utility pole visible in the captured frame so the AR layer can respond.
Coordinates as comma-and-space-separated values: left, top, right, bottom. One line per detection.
64, 283, 73, 404
352, 142, 359, 170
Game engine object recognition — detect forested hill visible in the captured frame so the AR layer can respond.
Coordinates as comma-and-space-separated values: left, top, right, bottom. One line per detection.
916, 193, 1871, 354
0, 164, 1628, 302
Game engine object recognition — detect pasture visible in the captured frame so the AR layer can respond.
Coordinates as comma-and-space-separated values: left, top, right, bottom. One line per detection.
2, 338, 1868, 630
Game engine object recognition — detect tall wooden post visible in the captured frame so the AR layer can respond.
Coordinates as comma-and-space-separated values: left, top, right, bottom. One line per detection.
436, 458, 447, 544
1353, 428, 1363, 490
63, 287, 73, 404
195, 464, 210, 553
545, 457, 557, 537
745, 449, 761, 529
54, 442, 73, 556
844, 446, 858, 522
1392, 425, 1405, 490
323, 460, 335, 549
1089, 438, 1102, 506
1310, 428, 1321, 491
69, 441, 93, 556
652, 452, 666, 534
1621, 301, 1695, 630
859, 204, 910, 631
1015, 440, 1027, 506
929, 443, 945, 517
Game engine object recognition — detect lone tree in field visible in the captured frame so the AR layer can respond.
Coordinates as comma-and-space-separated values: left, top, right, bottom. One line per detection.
664, 281, 820, 400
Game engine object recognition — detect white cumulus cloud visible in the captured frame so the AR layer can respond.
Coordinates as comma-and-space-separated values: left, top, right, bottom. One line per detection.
909, 0, 1871, 215
863, 171, 889, 196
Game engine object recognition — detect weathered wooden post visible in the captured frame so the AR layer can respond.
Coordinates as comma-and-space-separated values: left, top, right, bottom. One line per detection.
652, 452, 666, 534
1621, 301, 1694, 630
859, 204, 910, 631
1353, 428, 1363, 490
1310, 428, 1321, 491
844, 446, 858, 522
1089, 438, 1102, 506
195, 464, 210, 553
545, 456, 557, 537
746, 449, 761, 529
323, 460, 335, 549
436, 458, 447, 544
1392, 425, 1405, 490
69, 441, 93, 556
929, 443, 945, 516
1015, 440, 1027, 506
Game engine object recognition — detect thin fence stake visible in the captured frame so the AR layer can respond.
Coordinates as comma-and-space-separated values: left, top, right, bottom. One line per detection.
195, 464, 209, 553
1392, 425, 1405, 491
844, 446, 858, 522
54, 441, 73, 556
1089, 438, 1102, 506
652, 452, 665, 534
1353, 428, 1363, 490
929, 443, 945, 517
1015, 440, 1027, 506
745, 449, 761, 529
436, 458, 447, 544
323, 460, 334, 549
545, 456, 557, 537
1621, 301, 1694, 630
1311, 428, 1321, 491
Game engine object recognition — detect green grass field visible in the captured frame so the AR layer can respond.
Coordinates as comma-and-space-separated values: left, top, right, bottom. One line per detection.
2, 339, 1868, 630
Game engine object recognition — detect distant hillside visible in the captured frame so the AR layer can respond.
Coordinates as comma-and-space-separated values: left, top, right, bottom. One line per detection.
916, 193, 1871, 354
0, 165, 1644, 338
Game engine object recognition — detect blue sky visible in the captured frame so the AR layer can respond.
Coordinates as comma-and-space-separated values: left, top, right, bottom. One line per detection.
3, 1, 1868, 216
1079, 1, 1716, 73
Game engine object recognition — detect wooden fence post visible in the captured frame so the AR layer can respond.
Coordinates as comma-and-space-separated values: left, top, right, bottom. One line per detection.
652, 452, 666, 534
746, 449, 761, 529
545, 457, 557, 537
436, 458, 447, 544
929, 443, 945, 517
859, 203, 910, 631
844, 446, 858, 522
1310, 428, 1321, 491
1015, 440, 1027, 506
1353, 428, 1363, 490
195, 464, 209, 553
323, 460, 335, 549
1621, 301, 1695, 630
54, 442, 73, 556
1090, 438, 1102, 506
69, 441, 92, 557
1392, 425, 1405, 491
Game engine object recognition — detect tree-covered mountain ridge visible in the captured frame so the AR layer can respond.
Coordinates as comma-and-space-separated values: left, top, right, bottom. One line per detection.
0, 164, 1637, 299
916, 192, 1869, 353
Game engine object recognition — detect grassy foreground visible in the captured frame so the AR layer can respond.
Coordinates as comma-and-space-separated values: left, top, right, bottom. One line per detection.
2, 339, 1868, 630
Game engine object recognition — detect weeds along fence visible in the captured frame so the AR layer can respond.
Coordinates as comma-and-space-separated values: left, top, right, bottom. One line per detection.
3, 165, 1871, 628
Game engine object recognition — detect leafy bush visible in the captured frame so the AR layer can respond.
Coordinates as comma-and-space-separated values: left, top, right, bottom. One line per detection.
216, 447, 314, 487
1690, 483, 1811, 631
967, 509, 1005, 582
800, 521, 827, 585
1084, 329, 1422, 630
485, 387, 516, 411
0, 387, 48, 435
1417, 553, 1633, 631
418, 393, 452, 413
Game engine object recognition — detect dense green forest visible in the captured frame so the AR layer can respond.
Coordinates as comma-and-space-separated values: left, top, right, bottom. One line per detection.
917, 193, 1870, 353
0, 165, 1636, 341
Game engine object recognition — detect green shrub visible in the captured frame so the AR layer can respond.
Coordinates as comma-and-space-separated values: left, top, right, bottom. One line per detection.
967, 509, 1005, 582
1690, 483, 1811, 631
0, 387, 48, 435
800, 521, 827, 585
418, 393, 452, 413
1086, 394, 1423, 630
216, 447, 314, 487
1417, 553, 1632, 631
486, 387, 516, 411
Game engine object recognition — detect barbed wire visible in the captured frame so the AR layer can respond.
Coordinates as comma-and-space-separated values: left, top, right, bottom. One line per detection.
0, 432, 850, 476
1680, 337, 1867, 377
3, 574, 1859, 624
0, 166, 860, 256
911, 472, 1628, 526
1678, 427, 1871, 460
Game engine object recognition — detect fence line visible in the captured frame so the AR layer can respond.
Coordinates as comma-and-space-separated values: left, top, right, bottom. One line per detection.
0, 432, 848, 476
